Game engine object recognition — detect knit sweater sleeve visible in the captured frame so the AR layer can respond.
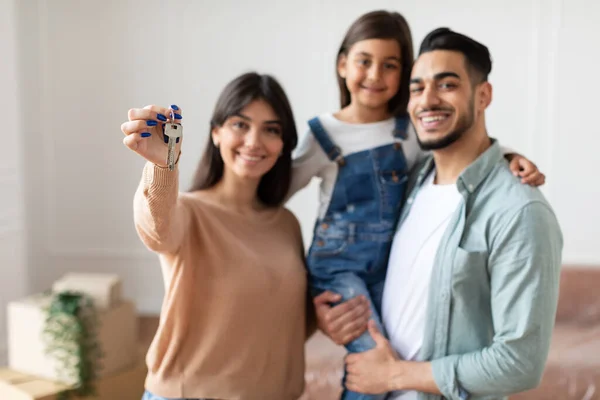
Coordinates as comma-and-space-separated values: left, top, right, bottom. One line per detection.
133, 161, 192, 254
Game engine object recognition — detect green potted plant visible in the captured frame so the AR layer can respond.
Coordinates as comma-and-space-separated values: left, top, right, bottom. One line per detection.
42, 291, 103, 400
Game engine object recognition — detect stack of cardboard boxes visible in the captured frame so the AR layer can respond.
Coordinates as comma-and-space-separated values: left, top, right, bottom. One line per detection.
0, 273, 147, 399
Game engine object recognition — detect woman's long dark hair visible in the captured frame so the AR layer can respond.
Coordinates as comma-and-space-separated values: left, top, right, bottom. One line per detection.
336, 10, 414, 117
189, 72, 298, 207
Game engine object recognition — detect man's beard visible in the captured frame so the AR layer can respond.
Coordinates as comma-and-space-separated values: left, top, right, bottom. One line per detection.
416, 100, 475, 151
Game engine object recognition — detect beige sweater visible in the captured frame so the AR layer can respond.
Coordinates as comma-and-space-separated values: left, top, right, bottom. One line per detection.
133, 162, 310, 400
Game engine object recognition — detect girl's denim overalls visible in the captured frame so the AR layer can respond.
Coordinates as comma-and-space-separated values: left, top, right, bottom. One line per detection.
306, 115, 409, 400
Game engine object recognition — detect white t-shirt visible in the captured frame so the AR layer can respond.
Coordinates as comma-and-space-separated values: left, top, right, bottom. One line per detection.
289, 113, 422, 218
382, 171, 462, 400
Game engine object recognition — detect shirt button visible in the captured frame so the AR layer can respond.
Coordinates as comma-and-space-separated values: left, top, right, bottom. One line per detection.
407, 198, 413, 205
316, 240, 324, 247
321, 223, 329, 230
468, 184, 474, 192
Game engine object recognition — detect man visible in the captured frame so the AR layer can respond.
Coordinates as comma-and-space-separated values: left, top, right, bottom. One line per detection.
314, 27, 563, 400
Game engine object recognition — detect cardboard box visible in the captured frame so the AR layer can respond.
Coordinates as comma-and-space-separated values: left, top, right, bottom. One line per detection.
52, 273, 123, 310
7, 293, 138, 385
0, 354, 147, 400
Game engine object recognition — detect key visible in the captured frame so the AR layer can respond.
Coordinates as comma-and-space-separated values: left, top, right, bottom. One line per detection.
164, 111, 182, 171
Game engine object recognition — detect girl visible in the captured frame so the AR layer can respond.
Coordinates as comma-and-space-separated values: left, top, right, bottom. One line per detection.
121, 72, 313, 400
288, 10, 544, 400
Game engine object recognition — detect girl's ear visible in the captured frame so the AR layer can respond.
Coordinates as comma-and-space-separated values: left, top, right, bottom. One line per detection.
337, 54, 348, 79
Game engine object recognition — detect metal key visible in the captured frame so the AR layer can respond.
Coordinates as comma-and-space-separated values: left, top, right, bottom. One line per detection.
164, 110, 182, 171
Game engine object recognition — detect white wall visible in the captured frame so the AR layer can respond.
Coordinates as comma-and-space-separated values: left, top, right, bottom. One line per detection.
2, 0, 599, 325
553, 1, 600, 263
0, 0, 28, 363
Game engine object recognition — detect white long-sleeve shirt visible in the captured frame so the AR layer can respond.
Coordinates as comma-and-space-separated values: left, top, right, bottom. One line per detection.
289, 113, 422, 219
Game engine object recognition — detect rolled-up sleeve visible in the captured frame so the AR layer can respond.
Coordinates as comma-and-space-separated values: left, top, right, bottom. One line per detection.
431, 202, 563, 399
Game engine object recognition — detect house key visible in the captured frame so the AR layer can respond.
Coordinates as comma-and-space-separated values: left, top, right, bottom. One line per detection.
164, 109, 182, 171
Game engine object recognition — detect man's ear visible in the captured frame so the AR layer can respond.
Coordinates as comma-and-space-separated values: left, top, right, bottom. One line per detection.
478, 81, 493, 111
337, 54, 348, 79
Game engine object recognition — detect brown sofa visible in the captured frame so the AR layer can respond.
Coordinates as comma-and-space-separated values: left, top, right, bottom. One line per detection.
139, 267, 600, 399
512, 266, 600, 400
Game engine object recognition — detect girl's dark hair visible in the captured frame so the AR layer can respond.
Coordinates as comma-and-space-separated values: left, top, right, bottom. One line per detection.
336, 10, 414, 117
189, 72, 298, 207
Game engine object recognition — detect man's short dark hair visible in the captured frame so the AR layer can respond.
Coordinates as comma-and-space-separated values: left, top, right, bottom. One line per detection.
419, 27, 492, 83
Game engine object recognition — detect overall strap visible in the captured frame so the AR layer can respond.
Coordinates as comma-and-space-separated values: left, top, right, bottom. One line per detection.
308, 117, 345, 166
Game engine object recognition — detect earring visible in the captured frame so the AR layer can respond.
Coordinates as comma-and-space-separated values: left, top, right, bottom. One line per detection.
213, 141, 219, 148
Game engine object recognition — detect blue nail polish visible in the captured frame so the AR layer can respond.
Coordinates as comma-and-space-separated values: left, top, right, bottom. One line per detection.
170, 104, 179, 110
176, 137, 180, 143
146, 120, 158, 126
174, 113, 182, 119
141, 132, 151, 138
157, 114, 167, 122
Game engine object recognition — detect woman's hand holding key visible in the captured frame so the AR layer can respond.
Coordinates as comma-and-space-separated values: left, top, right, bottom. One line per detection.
121, 104, 183, 167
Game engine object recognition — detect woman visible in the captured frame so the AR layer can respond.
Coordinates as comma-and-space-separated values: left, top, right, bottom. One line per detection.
121, 72, 314, 400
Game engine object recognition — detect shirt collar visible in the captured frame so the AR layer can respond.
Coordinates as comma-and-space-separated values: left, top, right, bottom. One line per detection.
415, 138, 503, 195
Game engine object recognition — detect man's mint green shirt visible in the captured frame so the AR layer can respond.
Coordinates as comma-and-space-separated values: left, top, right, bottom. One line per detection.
399, 139, 563, 400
